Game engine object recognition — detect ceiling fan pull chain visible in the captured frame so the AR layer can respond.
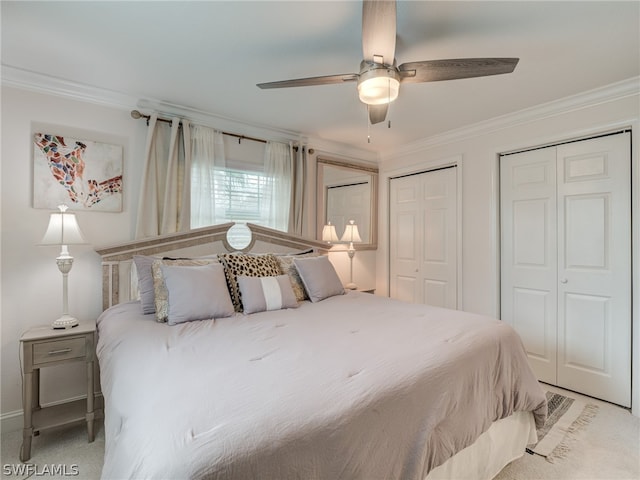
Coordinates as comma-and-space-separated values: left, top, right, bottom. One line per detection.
367, 106, 371, 143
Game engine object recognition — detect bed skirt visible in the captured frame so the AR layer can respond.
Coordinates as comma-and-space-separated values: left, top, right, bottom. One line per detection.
426, 410, 536, 480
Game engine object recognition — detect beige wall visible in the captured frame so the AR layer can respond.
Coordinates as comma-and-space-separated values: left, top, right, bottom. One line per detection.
1, 87, 146, 428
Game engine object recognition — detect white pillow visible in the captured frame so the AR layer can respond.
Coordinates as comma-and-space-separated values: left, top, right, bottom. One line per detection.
237, 275, 298, 314
293, 256, 345, 303
160, 263, 234, 325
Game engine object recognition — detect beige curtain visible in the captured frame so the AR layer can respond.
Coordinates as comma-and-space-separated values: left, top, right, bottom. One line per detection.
135, 114, 191, 239
289, 145, 306, 235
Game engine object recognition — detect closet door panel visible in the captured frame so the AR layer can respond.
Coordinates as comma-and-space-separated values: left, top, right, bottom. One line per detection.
556, 133, 631, 407
421, 168, 457, 309
512, 287, 553, 361
500, 148, 557, 383
390, 177, 421, 303
563, 293, 609, 372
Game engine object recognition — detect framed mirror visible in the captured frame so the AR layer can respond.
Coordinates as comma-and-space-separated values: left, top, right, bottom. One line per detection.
316, 157, 378, 249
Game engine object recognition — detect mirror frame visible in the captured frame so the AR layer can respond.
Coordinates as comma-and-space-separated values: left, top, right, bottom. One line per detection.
316, 156, 378, 250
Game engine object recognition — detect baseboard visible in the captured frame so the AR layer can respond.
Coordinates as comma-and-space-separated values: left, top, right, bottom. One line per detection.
0, 410, 23, 434
1, 393, 104, 434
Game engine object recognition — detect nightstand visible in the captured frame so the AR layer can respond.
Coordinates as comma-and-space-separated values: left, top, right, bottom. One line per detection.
19, 321, 96, 462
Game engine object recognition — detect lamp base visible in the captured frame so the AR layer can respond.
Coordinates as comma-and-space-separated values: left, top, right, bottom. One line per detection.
52, 315, 79, 330
345, 282, 357, 290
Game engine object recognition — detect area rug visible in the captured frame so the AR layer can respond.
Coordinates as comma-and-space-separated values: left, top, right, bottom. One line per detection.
528, 391, 599, 463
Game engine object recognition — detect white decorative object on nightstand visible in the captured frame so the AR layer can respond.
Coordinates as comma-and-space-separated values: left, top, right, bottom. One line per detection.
19, 321, 96, 461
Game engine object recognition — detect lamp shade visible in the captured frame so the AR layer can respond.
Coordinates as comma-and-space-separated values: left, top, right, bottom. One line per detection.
322, 222, 339, 243
357, 76, 400, 105
340, 220, 362, 243
40, 205, 86, 246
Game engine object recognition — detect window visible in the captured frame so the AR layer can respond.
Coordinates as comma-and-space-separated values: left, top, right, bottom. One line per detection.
214, 167, 268, 224
137, 121, 298, 240
190, 130, 292, 245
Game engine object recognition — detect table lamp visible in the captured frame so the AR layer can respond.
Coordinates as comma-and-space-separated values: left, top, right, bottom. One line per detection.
40, 204, 86, 329
340, 220, 362, 290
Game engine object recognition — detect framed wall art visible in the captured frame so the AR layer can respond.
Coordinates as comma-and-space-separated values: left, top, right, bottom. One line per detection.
33, 133, 123, 212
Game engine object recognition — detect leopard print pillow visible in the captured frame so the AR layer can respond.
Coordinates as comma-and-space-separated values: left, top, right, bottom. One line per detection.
218, 253, 282, 312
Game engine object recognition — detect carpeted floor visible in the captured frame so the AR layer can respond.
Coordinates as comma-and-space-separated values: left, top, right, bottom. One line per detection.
1, 422, 105, 480
1, 385, 638, 480
495, 385, 640, 480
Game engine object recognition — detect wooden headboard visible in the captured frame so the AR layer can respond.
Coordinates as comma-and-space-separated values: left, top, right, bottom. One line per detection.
94, 223, 329, 310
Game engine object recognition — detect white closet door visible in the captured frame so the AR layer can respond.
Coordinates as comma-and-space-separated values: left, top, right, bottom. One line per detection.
500, 148, 558, 384
501, 132, 631, 407
389, 174, 421, 303
389, 167, 457, 308
556, 134, 631, 406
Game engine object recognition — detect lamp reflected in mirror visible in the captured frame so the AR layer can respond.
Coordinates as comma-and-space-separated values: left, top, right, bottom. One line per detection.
340, 220, 361, 290
322, 222, 339, 244
316, 157, 378, 249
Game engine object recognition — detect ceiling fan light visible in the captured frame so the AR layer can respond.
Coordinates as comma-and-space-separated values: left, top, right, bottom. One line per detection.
358, 75, 400, 105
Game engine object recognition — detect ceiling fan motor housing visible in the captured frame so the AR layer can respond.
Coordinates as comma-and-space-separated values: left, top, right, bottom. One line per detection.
357, 60, 400, 105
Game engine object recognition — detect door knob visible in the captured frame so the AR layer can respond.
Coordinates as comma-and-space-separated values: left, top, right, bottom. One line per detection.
560, 278, 568, 284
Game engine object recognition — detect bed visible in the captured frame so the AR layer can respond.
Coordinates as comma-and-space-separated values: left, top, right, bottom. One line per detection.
95, 223, 547, 480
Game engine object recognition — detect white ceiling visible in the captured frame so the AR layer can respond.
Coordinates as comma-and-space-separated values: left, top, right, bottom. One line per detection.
2, 1, 639, 154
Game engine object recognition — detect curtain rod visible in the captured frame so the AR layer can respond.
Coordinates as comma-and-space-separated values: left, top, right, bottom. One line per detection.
130, 110, 268, 145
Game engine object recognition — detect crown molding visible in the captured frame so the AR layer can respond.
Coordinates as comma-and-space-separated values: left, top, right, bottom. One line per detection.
7, 64, 633, 164
1, 65, 140, 110
2, 64, 376, 161
0, 65, 305, 142
380, 76, 640, 161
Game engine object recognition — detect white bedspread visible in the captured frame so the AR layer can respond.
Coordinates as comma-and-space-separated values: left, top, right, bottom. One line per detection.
97, 291, 546, 480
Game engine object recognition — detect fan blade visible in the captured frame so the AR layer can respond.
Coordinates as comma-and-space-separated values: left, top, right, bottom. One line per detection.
362, 0, 396, 65
368, 104, 388, 125
398, 58, 519, 84
257, 74, 358, 89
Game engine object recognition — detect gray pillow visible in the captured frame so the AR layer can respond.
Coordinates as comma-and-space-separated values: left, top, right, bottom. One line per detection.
293, 256, 345, 303
132, 255, 158, 314
160, 263, 234, 325
151, 257, 221, 323
276, 252, 318, 302
237, 274, 299, 314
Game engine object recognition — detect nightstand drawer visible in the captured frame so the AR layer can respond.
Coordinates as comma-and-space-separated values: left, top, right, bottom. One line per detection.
32, 337, 86, 365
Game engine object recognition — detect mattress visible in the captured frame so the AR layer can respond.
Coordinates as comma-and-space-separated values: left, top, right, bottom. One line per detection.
97, 291, 546, 479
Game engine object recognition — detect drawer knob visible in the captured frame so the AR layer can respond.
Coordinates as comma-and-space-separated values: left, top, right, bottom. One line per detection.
48, 348, 73, 355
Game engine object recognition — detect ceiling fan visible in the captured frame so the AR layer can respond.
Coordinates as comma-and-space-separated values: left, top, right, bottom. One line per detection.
257, 0, 519, 125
